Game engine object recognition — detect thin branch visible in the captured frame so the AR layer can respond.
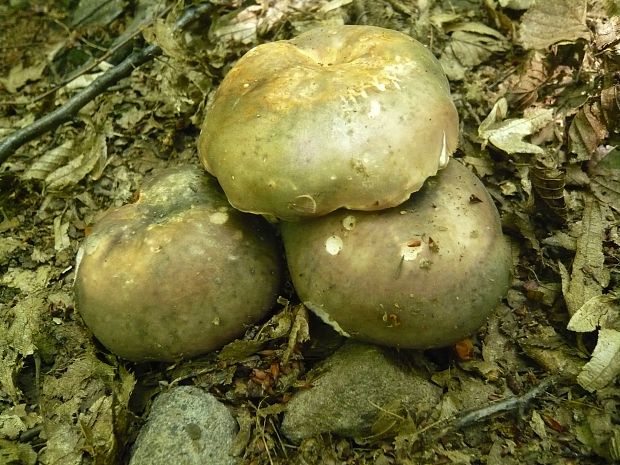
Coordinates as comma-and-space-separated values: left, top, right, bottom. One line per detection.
452, 375, 563, 430
400, 375, 566, 447
20, 26, 154, 106
0, 2, 213, 166
0, 45, 159, 164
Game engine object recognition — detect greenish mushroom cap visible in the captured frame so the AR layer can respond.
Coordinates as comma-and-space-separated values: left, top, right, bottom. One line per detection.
199, 25, 459, 220
74, 166, 282, 362
280, 160, 512, 349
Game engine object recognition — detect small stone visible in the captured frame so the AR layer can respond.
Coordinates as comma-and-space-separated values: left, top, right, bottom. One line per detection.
129, 386, 239, 465
281, 341, 441, 442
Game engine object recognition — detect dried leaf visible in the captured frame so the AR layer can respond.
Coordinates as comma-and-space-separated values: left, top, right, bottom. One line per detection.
217, 340, 265, 363
530, 410, 548, 439
319, 0, 353, 13
519, 0, 591, 50
370, 398, 411, 439
65, 71, 106, 91
116, 105, 148, 130
142, 13, 214, 119
38, 352, 129, 465
567, 295, 620, 332
569, 85, 620, 161
0, 404, 40, 440
594, 14, 620, 51
0, 61, 47, 93
282, 304, 310, 364
479, 97, 508, 134
440, 22, 508, 80
144, 17, 192, 62
22, 140, 74, 181
70, 0, 127, 27
0, 236, 25, 266
479, 98, 553, 154
600, 85, 620, 129
0, 440, 37, 465
53, 215, 71, 252
38, 421, 82, 465
498, 0, 535, 10
574, 409, 620, 461
0, 276, 49, 402
506, 51, 548, 109
46, 130, 108, 191
517, 326, 583, 378
560, 196, 609, 317
591, 167, 620, 213
569, 103, 610, 161
577, 329, 620, 392
461, 154, 495, 178
79, 395, 116, 461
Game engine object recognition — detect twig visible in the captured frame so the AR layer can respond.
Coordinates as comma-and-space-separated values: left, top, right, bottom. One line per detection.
452, 375, 563, 430
18, 26, 153, 106
35, 3, 175, 105
0, 2, 213, 166
400, 375, 566, 447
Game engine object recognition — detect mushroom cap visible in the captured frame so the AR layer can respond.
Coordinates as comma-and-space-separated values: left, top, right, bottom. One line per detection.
198, 25, 459, 220
74, 166, 282, 362
280, 160, 511, 349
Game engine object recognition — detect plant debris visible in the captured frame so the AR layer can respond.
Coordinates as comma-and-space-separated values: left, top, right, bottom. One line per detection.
0, 0, 619, 464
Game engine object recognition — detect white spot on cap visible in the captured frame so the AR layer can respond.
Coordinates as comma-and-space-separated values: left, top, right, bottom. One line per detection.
368, 100, 381, 119
209, 212, 229, 224
342, 215, 356, 231
439, 131, 450, 168
325, 235, 343, 255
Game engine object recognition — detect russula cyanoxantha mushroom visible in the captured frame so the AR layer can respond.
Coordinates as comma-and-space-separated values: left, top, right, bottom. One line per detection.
280, 160, 512, 349
198, 25, 459, 220
74, 166, 282, 362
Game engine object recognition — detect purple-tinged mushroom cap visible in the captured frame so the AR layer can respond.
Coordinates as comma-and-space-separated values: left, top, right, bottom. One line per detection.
280, 160, 511, 348
74, 166, 282, 362
199, 25, 459, 220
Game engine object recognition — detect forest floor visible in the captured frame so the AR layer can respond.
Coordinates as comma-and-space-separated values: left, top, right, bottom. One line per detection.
0, 0, 619, 464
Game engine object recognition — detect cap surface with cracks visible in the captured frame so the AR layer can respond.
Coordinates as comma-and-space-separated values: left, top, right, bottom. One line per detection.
280, 159, 512, 349
74, 166, 282, 362
199, 25, 459, 220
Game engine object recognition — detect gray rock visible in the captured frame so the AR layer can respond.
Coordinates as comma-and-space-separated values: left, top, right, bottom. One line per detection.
281, 341, 441, 442
130, 386, 239, 465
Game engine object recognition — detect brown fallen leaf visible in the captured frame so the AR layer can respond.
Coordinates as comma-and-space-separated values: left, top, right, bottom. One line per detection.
518, 0, 591, 50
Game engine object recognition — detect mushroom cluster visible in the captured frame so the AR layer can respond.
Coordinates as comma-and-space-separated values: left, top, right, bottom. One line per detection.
198, 24, 511, 349
75, 25, 511, 361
